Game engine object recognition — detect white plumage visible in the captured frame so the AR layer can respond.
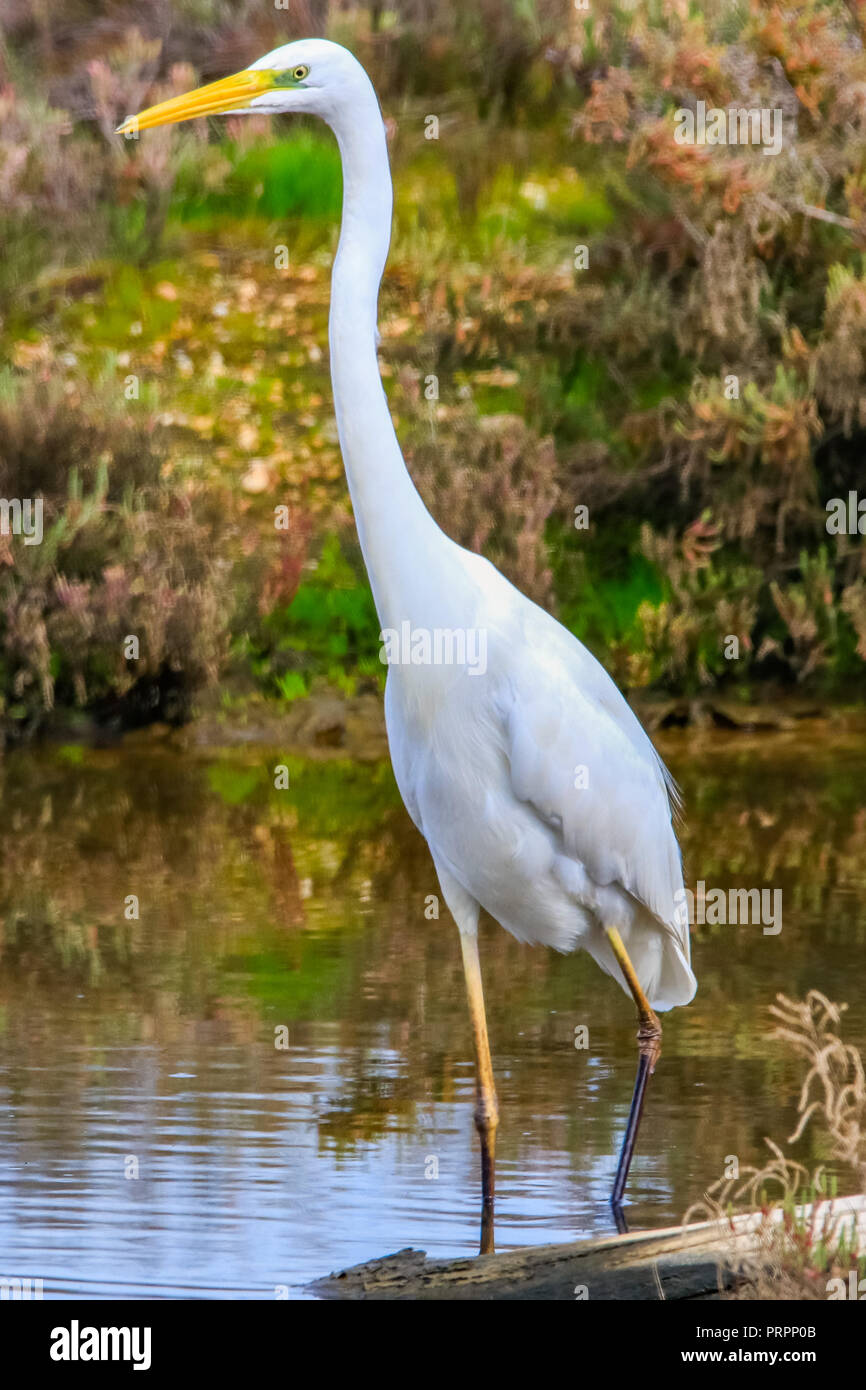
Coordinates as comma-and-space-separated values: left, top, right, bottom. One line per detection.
120, 37, 697, 1234
386, 542, 696, 1012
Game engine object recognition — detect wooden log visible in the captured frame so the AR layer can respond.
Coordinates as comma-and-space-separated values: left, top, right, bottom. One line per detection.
310, 1195, 866, 1300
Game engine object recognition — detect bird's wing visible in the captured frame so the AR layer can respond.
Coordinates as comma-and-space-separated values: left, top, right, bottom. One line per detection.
490, 588, 687, 950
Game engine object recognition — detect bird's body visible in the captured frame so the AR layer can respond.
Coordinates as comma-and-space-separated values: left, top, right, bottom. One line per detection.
120, 36, 695, 1241
384, 543, 695, 1010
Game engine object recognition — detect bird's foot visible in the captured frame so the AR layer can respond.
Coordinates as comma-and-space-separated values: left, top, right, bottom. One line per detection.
637, 1011, 662, 1073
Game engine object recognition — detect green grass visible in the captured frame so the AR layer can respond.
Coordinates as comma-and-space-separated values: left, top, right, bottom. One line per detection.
174, 131, 343, 223
246, 535, 384, 697
557, 542, 665, 656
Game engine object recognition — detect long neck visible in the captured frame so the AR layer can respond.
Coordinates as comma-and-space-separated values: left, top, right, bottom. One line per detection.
328, 97, 443, 629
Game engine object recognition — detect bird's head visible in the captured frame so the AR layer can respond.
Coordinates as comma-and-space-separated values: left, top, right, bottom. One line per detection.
115, 38, 372, 137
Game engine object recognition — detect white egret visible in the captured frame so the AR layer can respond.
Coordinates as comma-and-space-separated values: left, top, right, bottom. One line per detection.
118, 38, 696, 1251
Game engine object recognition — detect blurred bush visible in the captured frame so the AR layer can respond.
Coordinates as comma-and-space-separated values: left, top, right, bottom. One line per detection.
1, 0, 865, 716
552, 0, 866, 690
0, 373, 232, 729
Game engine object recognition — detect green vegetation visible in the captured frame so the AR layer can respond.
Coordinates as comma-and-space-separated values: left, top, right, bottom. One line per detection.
174, 130, 344, 224
242, 535, 383, 700
1, 0, 865, 738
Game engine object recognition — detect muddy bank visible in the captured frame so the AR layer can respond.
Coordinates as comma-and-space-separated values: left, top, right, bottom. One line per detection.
5, 688, 864, 759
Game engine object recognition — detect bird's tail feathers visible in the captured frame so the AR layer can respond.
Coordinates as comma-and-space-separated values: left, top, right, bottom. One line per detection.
591, 910, 697, 1013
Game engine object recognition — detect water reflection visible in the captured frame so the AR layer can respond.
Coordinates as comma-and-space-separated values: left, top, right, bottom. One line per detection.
0, 727, 864, 1296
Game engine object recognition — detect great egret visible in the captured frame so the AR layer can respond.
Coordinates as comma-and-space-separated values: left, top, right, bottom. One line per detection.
118, 38, 696, 1252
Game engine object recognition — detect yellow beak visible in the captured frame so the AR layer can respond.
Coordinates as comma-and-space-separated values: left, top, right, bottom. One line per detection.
115, 68, 277, 135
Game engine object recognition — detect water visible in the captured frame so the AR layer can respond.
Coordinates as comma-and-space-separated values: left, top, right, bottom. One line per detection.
0, 726, 864, 1297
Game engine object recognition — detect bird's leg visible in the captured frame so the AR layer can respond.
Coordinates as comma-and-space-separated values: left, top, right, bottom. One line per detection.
605, 926, 662, 1229
458, 930, 499, 1256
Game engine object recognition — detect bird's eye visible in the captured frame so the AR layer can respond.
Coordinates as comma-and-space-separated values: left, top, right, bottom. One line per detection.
274, 63, 310, 88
